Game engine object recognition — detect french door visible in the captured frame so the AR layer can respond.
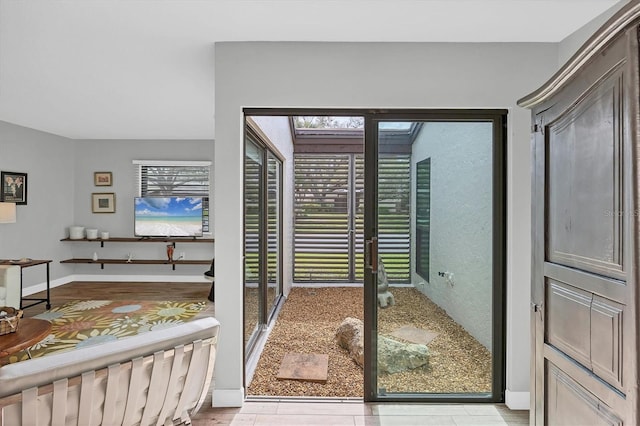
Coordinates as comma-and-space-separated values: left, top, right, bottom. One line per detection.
242, 107, 506, 403
363, 111, 506, 402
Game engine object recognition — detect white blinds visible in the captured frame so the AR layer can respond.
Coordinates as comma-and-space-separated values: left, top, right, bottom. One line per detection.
133, 160, 212, 232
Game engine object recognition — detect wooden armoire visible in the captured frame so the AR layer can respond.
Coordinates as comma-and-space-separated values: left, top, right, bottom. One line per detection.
518, 2, 640, 425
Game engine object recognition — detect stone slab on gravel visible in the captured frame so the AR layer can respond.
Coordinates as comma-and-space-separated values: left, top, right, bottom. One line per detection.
276, 353, 329, 383
390, 325, 438, 345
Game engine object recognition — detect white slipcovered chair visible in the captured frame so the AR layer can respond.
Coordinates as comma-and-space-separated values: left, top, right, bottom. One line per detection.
0, 317, 220, 426
0, 265, 20, 309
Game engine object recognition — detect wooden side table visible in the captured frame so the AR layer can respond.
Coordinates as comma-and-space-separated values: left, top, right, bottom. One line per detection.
0, 259, 52, 310
0, 318, 51, 359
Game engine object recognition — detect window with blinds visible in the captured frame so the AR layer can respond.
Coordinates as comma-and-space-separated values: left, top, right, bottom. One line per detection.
133, 160, 211, 233
415, 158, 431, 281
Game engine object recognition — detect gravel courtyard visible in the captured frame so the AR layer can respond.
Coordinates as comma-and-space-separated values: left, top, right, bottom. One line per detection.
247, 286, 492, 397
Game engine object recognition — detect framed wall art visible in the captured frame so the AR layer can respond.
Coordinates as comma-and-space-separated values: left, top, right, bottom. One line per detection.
94, 171, 112, 186
1, 171, 28, 205
92, 192, 116, 213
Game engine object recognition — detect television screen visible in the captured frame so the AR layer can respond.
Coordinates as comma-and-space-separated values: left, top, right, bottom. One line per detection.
134, 197, 203, 237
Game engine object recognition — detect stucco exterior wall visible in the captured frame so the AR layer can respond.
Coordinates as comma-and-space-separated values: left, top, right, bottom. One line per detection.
410, 122, 493, 349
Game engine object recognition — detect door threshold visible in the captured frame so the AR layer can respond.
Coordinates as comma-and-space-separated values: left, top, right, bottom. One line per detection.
292, 282, 363, 288
245, 395, 363, 403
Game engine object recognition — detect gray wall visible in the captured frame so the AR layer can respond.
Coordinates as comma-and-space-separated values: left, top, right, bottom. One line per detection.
558, 0, 629, 64
0, 121, 215, 291
69, 139, 214, 278
214, 41, 559, 407
0, 121, 76, 289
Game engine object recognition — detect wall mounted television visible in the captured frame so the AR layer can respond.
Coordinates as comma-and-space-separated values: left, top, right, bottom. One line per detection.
134, 196, 203, 237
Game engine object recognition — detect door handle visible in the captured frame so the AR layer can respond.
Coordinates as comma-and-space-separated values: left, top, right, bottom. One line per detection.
365, 237, 378, 273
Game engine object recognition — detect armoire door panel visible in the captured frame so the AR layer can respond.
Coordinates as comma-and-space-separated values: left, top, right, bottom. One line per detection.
545, 277, 626, 391
544, 262, 627, 304
545, 279, 592, 368
519, 7, 638, 424
545, 75, 624, 280
544, 343, 627, 415
546, 362, 622, 426
591, 296, 624, 390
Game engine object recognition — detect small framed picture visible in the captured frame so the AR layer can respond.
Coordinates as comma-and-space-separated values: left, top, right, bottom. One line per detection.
1, 171, 28, 205
92, 192, 116, 213
94, 171, 112, 186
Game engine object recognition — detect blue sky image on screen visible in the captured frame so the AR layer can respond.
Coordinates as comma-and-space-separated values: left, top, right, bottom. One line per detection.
135, 197, 203, 237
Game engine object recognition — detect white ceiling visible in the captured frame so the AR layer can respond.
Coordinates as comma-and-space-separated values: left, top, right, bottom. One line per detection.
0, 0, 622, 139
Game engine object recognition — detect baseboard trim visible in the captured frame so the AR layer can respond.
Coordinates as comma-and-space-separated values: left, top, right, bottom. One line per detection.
213, 388, 245, 407
22, 276, 69, 296
505, 390, 530, 410
21, 274, 210, 296
70, 274, 209, 283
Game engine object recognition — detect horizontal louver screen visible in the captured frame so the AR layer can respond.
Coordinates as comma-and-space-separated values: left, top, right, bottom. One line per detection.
378, 154, 411, 282
244, 155, 261, 284
294, 153, 409, 283
354, 155, 364, 282
294, 154, 352, 282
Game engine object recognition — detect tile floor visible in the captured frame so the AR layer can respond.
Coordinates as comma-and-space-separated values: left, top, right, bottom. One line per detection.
191, 400, 529, 426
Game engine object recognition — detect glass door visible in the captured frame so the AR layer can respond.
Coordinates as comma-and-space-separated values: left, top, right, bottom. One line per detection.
244, 138, 264, 355
364, 113, 506, 402
244, 127, 284, 359
266, 151, 283, 321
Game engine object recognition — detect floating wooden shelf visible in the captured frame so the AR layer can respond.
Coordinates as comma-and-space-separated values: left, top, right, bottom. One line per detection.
61, 237, 214, 247
60, 258, 211, 270
61, 237, 214, 270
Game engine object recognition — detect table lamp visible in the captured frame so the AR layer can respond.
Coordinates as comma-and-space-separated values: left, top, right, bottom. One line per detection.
0, 202, 17, 223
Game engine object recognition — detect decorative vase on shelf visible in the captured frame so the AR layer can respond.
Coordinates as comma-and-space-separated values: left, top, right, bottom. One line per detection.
92, 252, 98, 261
166, 245, 174, 261
69, 226, 85, 240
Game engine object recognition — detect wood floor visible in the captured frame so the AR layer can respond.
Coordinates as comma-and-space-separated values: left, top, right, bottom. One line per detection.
20, 282, 529, 425
22, 281, 215, 317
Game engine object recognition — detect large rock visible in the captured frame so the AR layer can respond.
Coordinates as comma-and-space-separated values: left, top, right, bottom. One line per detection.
377, 336, 429, 374
335, 317, 364, 368
336, 318, 430, 374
